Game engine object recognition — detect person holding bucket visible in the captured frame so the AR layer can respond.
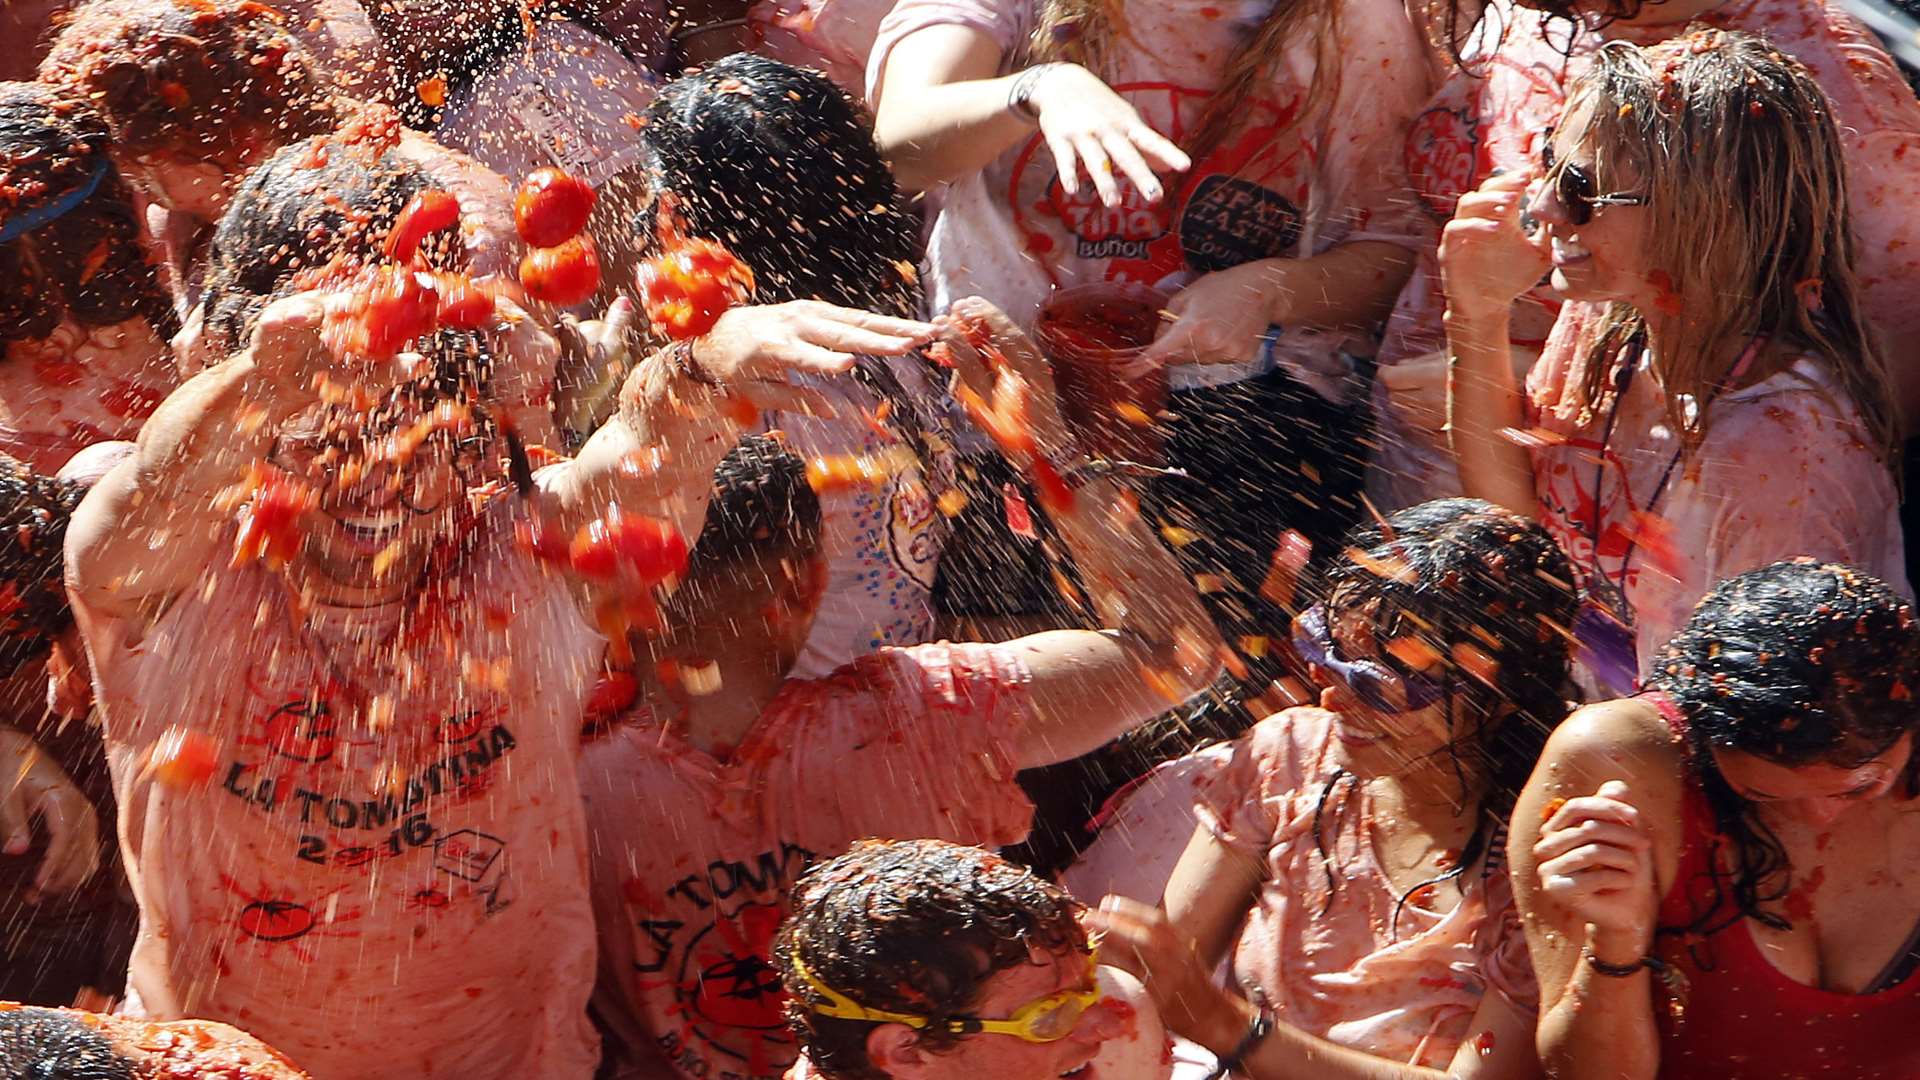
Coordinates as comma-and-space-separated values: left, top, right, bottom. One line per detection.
869, 0, 1440, 700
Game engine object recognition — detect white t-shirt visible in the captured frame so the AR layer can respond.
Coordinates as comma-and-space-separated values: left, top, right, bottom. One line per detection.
869, 0, 1435, 396
87, 502, 603, 1079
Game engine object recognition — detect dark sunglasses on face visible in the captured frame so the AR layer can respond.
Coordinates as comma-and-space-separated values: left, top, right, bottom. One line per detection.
1290, 604, 1447, 715
1541, 129, 1648, 227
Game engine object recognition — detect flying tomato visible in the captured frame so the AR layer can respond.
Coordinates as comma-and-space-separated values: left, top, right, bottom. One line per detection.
519, 235, 601, 307
635, 237, 755, 340
384, 189, 461, 264
232, 463, 318, 570
568, 507, 690, 584
514, 167, 597, 248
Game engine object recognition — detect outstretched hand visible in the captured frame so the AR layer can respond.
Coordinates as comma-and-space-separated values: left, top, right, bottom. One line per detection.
1027, 64, 1191, 208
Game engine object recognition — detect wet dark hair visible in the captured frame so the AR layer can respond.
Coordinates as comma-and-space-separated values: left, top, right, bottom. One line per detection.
1310, 497, 1579, 925
644, 55, 940, 481
39, 0, 335, 170
0, 1006, 137, 1080
774, 838, 1088, 1080
643, 54, 921, 319
0, 82, 175, 347
1649, 559, 1920, 931
0, 458, 84, 679
1432, 0, 1647, 73
200, 132, 430, 352
681, 434, 823, 591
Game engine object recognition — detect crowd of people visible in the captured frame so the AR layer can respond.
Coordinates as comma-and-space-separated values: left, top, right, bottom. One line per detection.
0, 0, 1917, 1077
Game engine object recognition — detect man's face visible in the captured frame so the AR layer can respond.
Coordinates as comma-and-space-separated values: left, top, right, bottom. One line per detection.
272, 406, 484, 593
877, 948, 1122, 1080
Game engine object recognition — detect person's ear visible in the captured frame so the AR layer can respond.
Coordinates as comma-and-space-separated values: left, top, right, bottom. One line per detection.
866, 1024, 941, 1078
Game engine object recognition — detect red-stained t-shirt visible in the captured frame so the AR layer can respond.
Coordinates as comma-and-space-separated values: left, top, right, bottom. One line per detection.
0, 316, 175, 473
84, 506, 603, 1080
581, 642, 1036, 1080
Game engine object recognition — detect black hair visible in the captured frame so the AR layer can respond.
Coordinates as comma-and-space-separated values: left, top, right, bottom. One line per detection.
1308, 497, 1579, 927
1433, 0, 1644, 74
200, 133, 431, 353
681, 434, 823, 591
774, 838, 1088, 1080
0, 458, 84, 679
644, 55, 940, 487
0, 82, 176, 347
0, 1006, 137, 1080
1648, 559, 1920, 933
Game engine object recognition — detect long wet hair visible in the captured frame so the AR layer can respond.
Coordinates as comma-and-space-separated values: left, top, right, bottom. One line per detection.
1549, 32, 1895, 462
775, 838, 1087, 1080
39, 0, 335, 172
1649, 560, 1920, 933
0, 82, 175, 347
1309, 498, 1578, 922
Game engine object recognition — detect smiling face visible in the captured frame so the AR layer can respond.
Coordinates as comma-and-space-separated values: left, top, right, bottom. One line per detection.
869, 947, 1123, 1080
1713, 734, 1915, 826
1308, 598, 1487, 778
269, 405, 484, 598
1528, 102, 1659, 310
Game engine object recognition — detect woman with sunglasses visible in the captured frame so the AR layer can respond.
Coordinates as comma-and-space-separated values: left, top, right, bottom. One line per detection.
1440, 31, 1905, 698
1509, 559, 1920, 1079
1093, 497, 1578, 1080
1370, 0, 1920, 515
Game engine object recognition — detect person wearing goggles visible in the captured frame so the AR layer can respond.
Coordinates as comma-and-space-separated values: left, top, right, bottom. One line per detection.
1088, 498, 1579, 1079
776, 839, 1171, 1080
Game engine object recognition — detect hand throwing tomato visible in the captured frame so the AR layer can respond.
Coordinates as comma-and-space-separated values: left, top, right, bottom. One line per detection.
520, 235, 601, 307
514, 167, 597, 248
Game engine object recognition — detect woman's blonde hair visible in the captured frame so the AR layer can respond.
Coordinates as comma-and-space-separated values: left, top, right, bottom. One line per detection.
1022, 0, 1337, 162
1557, 30, 1896, 459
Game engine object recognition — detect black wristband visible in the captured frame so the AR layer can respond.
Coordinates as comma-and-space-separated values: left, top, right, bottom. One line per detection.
1586, 950, 1663, 978
1207, 1004, 1273, 1079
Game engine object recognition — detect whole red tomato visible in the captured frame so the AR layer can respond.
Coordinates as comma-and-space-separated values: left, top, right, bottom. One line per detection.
636, 237, 755, 341
520, 235, 601, 307
514, 168, 597, 248
568, 507, 690, 584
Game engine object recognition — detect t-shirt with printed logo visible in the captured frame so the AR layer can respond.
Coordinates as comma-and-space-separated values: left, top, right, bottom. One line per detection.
580, 642, 1036, 1080
868, 0, 1434, 398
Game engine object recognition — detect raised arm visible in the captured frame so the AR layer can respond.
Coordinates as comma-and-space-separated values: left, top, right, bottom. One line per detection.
931, 299, 1222, 769
1507, 700, 1684, 1080
1439, 171, 1549, 517
872, 24, 1188, 200
66, 293, 347, 622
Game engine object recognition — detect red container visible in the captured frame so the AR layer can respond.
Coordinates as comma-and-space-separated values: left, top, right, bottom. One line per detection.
1034, 282, 1170, 464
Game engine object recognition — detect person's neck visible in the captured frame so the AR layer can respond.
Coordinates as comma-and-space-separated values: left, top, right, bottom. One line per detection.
642, 635, 792, 755
1367, 759, 1489, 847
1644, 313, 1784, 396
1614, 0, 1729, 26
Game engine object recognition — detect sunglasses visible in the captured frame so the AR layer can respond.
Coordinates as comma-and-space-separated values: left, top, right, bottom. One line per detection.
1541, 129, 1648, 226
1291, 604, 1446, 714
792, 948, 1103, 1044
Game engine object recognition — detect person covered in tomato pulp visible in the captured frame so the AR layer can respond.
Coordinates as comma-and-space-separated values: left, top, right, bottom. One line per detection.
1371, 0, 1920, 512
578, 299, 1224, 1080
1441, 31, 1907, 698
1511, 559, 1920, 1079
62, 110, 927, 1076
774, 838, 1172, 1080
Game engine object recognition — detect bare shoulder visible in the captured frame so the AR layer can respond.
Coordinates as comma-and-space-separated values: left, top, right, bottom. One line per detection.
1535, 696, 1689, 820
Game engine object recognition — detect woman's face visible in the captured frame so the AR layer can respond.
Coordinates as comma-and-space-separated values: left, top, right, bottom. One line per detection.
1526, 106, 1659, 310
1713, 733, 1915, 827
126, 155, 232, 221
1312, 600, 1480, 778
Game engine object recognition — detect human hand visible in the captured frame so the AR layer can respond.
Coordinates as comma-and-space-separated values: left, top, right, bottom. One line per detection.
937, 295, 1073, 459
0, 727, 102, 903
1439, 171, 1551, 323
1534, 780, 1660, 962
1136, 261, 1281, 369
1087, 896, 1247, 1053
1378, 351, 1449, 434
690, 300, 935, 415
1025, 64, 1191, 208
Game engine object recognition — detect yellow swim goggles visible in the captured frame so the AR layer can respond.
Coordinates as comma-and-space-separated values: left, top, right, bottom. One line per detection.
790, 949, 1103, 1043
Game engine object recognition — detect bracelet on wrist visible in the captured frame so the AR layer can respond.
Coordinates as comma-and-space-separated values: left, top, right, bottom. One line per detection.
1586, 949, 1664, 978
1006, 63, 1059, 122
1207, 1002, 1274, 1080
664, 339, 719, 386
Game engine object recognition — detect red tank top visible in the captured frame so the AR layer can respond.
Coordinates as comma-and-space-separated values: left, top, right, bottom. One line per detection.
1643, 692, 1920, 1079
